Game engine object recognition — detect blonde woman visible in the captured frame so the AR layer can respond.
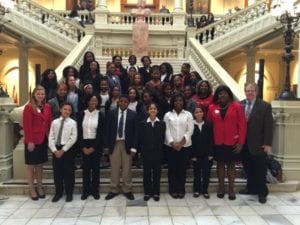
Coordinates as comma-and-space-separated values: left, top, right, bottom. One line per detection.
23, 85, 52, 200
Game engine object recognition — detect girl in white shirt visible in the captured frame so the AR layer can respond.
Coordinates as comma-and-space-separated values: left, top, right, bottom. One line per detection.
78, 94, 105, 200
164, 93, 194, 199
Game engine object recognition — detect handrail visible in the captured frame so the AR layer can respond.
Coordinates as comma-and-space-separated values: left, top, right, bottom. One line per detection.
11, 0, 85, 41
195, 0, 268, 43
188, 38, 245, 101
55, 35, 94, 80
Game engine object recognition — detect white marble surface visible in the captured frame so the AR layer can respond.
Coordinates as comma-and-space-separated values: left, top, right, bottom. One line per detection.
0, 192, 300, 224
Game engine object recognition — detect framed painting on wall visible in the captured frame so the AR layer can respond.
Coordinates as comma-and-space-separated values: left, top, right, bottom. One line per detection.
186, 0, 210, 14
67, 0, 95, 10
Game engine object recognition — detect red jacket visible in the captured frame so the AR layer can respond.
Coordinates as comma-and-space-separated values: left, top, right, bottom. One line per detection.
23, 103, 52, 144
207, 102, 246, 146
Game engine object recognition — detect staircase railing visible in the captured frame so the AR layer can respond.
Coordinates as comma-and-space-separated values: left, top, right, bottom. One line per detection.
3, 0, 86, 55
195, 0, 269, 44
188, 38, 245, 101
55, 35, 94, 80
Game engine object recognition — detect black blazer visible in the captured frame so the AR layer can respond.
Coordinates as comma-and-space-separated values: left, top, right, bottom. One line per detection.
191, 122, 214, 158
241, 98, 273, 155
104, 108, 138, 154
138, 67, 151, 85
137, 120, 166, 161
77, 110, 105, 154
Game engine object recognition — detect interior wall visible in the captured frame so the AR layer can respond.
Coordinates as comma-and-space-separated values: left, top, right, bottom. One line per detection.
0, 48, 63, 104
217, 50, 293, 102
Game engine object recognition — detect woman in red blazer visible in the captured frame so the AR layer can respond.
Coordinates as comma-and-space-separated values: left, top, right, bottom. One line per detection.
23, 85, 52, 200
207, 85, 246, 200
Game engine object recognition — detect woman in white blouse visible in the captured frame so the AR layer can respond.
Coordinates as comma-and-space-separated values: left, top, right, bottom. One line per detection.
77, 94, 105, 200
164, 92, 194, 199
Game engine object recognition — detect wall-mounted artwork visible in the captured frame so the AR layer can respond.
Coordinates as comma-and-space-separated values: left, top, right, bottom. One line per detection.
186, 0, 210, 14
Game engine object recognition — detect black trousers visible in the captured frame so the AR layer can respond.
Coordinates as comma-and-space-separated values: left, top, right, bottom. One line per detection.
81, 139, 100, 194
193, 156, 211, 193
82, 151, 100, 194
167, 146, 189, 194
143, 159, 162, 196
242, 146, 268, 197
52, 148, 75, 195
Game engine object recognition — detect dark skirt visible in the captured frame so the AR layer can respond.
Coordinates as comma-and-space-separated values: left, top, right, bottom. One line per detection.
24, 139, 48, 165
214, 145, 240, 162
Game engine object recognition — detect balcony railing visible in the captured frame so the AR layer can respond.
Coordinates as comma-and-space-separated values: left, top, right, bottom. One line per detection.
195, 0, 268, 44
11, 0, 85, 42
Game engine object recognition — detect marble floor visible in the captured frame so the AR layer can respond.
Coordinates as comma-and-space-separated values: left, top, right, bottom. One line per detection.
1, 191, 300, 225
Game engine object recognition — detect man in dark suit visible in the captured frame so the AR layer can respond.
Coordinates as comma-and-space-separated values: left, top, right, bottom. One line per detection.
104, 95, 137, 200
240, 83, 273, 204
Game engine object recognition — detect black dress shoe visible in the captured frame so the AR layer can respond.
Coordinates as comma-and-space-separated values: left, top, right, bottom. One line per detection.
92, 192, 100, 200
105, 192, 119, 200
259, 196, 267, 204
228, 194, 236, 200
217, 193, 225, 199
144, 195, 150, 201
239, 189, 254, 195
36, 188, 45, 199
170, 193, 178, 199
203, 192, 210, 199
31, 195, 39, 201
66, 195, 73, 202
193, 192, 200, 198
52, 194, 62, 202
178, 193, 185, 199
124, 192, 135, 200
81, 192, 89, 200
153, 195, 160, 201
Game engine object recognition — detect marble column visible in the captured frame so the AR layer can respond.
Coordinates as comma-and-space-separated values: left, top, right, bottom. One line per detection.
94, 0, 109, 28
18, 37, 29, 106
271, 100, 300, 181
173, 0, 183, 12
297, 29, 300, 98
0, 96, 16, 182
246, 43, 256, 85
97, 0, 107, 9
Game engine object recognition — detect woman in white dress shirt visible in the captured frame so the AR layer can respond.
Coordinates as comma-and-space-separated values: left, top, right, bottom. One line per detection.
164, 92, 194, 199
77, 94, 105, 200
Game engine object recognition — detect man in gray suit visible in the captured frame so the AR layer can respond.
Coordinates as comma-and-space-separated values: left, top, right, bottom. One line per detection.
240, 83, 273, 204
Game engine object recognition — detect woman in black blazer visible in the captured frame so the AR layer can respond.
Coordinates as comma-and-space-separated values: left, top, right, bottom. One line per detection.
77, 94, 105, 200
191, 105, 214, 199
138, 103, 166, 201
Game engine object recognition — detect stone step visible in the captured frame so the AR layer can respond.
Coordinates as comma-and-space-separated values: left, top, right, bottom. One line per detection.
42, 166, 246, 179
0, 177, 245, 195
0, 178, 298, 195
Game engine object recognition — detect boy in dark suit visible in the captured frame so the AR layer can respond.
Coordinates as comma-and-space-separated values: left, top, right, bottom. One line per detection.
104, 95, 137, 200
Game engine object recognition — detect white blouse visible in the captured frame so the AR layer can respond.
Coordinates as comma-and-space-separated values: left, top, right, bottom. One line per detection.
82, 109, 99, 139
164, 109, 194, 147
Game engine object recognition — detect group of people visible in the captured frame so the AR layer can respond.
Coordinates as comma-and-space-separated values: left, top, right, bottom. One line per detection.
196, 13, 215, 44
23, 52, 273, 204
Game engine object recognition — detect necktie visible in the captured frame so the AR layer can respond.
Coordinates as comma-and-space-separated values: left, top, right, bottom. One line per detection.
56, 118, 65, 145
245, 101, 252, 121
118, 111, 124, 138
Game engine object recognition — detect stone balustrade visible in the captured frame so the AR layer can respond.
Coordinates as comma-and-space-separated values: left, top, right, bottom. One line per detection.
55, 10, 94, 25
188, 38, 245, 100
101, 47, 178, 58
107, 12, 173, 26
195, 0, 268, 45
11, 0, 85, 42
